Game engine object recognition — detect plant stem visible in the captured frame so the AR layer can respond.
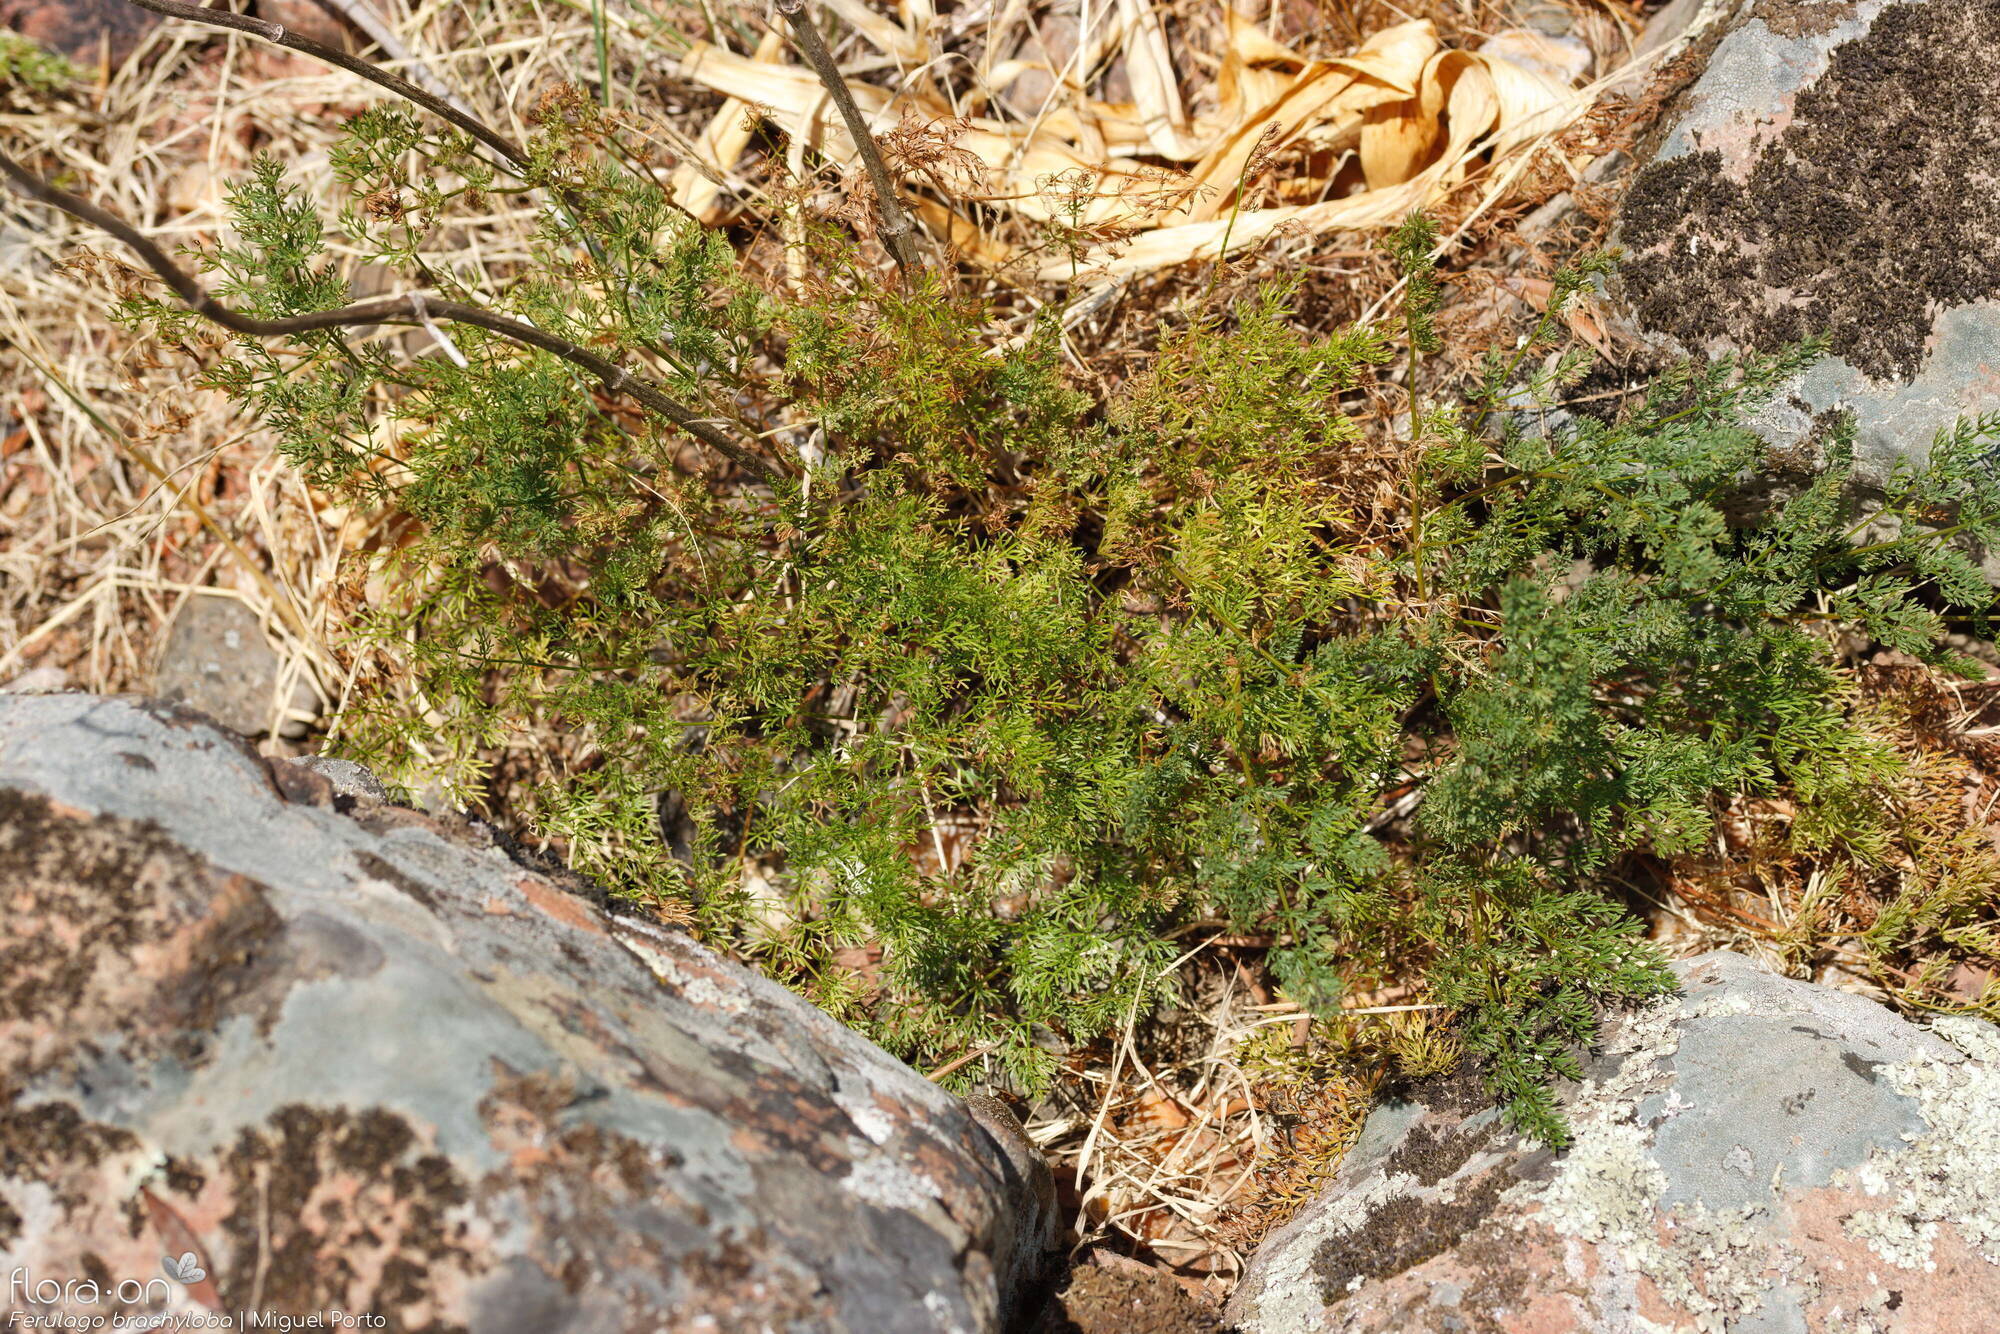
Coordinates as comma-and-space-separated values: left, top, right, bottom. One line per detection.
1406, 315, 1427, 606
123, 0, 613, 266
126, 0, 525, 168
592, 0, 613, 106
772, 0, 924, 277
1199, 124, 1276, 308
0, 147, 786, 484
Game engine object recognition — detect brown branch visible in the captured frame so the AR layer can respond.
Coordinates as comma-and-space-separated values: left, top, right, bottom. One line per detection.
123, 1, 623, 292
133, 0, 924, 283
0, 147, 785, 484
772, 0, 925, 277
125, 0, 526, 168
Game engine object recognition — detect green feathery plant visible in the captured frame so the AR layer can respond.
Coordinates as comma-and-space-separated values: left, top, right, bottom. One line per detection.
66, 86, 2000, 1141
0, 31, 78, 92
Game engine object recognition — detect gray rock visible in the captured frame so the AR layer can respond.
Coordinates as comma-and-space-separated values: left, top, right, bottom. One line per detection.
0, 693, 1054, 1331
152, 596, 322, 738
284, 753, 388, 802
0, 664, 69, 694
1225, 950, 2000, 1333
1609, 0, 2000, 492
1628, 0, 1736, 70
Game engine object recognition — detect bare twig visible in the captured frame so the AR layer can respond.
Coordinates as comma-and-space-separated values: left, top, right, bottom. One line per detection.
124, 0, 621, 286
0, 148, 785, 484
125, 0, 526, 168
925, 1041, 1002, 1081
771, 0, 924, 277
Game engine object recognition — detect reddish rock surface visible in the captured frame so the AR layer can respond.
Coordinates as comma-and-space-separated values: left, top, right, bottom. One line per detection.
1, 0, 159, 66
1225, 952, 2000, 1333
255, 0, 359, 49
0, 693, 1054, 1332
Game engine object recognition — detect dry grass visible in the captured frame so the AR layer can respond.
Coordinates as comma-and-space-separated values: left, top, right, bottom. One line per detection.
2, 15, 390, 726
1650, 655, 2000, 1015
0, 0, 718, 728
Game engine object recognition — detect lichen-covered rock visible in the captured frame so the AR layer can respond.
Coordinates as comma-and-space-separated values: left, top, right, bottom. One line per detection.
1610, 0, 2000, 489
1225, 951, 2000, 1333
0, 693, 1054, 1332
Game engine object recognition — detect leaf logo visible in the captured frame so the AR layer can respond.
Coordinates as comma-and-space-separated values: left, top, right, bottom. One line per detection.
161, 1252, 207, 1285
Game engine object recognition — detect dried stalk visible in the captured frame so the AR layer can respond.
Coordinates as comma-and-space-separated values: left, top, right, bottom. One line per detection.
124, 0, 526, 168
0, 148, 785, 484
299, 0, 475, 117
133, 0, 923, 278
121, 0, 621, 292
772, 0, 925, 276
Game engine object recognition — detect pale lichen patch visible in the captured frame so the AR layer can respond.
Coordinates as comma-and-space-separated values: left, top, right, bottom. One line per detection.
1835, 1016, 2000, 1269
613, 930, 752, 1014
1526, 1115, 1791, 1331
1533, 1121, 1666, 1249
1511, 992, 1804, 1332
842, 1144, 942, 1212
